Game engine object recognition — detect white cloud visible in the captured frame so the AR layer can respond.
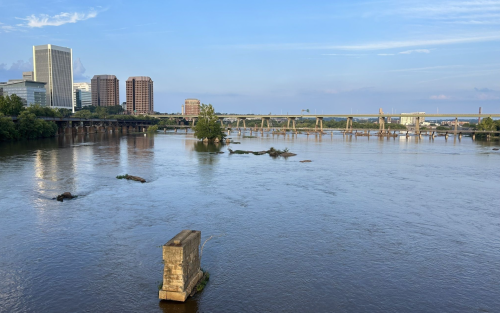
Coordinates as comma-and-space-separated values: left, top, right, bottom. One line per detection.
390, 0, 500, 25
378, 53, 395, 56
73, 58, 88, 81
430, 94, 451, 100
229, 34, 500, 51
17, 9, 98, 28
321, 53, 368, 56
398, 49, 430, 54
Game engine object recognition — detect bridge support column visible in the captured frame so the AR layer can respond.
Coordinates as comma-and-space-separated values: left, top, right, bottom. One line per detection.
261, 118, 264, 129
192, 117, 197, 127
378, 116, 385, 134
345, 117, 353, 133
454, 117, 458, 137
472, 133, 475, 140
415, 117, 420, 135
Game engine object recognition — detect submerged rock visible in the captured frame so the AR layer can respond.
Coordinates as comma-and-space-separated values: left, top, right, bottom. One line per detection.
493, 148, 499, 151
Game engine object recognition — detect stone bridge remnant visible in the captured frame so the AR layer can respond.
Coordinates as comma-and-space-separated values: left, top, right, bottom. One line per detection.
159, 230, 203, 302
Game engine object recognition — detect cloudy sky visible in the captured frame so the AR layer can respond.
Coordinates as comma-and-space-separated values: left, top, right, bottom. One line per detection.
1, 0, 499, 114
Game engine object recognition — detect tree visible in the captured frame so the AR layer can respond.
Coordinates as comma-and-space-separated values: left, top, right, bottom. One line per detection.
16, 111, 57, 139
73, 110, 93, 119
57, 108, 72, 118
477, 117, 496, 131
0, 113, 19, 140
26, 104, 60, 117
194, 104, 225, 141
0, 94, 25, 116
16, 111, 42, 139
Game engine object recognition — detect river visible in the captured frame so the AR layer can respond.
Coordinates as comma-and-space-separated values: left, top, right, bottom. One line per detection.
0, 131, 499, 312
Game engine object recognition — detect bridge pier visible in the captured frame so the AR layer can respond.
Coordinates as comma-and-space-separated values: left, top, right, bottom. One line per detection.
315, 117, 323, 132
454, 117, 458, 137
378, 108, 386, 134
345, 117, 353, 133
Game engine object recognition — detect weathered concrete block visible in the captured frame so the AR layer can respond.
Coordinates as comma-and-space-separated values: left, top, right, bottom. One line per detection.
159, 230, 203, 302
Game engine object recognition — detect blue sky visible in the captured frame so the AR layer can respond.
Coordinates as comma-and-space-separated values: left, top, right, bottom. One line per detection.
1, 0, 499, 114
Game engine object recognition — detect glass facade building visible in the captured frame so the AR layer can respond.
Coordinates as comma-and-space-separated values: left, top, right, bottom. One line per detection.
33, 44, 74, 112
0, 80, 47, 106
75, 89, 92, 110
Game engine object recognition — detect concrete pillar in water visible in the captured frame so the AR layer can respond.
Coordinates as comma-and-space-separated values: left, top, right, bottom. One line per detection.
159, 230, 203, 302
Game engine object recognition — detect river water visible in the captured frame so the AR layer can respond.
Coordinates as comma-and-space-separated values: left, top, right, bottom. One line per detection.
0, 131, 499, 313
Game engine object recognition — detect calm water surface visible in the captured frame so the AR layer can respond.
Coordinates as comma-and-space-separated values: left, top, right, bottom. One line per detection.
0, 132, 499, 313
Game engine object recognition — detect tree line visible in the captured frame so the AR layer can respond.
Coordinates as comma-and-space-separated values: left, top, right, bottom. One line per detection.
0, 95, 59, 141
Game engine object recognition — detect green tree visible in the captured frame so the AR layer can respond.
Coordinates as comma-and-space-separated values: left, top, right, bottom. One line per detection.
477, 117, 496, 131
95, 107, 108, 119
16, 111, 42, 139
0, 113, 19, 140
16, 111, 58, 139
73, 110, 93, 119
0, 94, 25, 116
26, 104, 60, 117
57, 108, 72, 118
194, 104, 225, 141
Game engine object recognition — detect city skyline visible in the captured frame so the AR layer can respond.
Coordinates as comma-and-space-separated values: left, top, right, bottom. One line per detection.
1, 0, 499, 114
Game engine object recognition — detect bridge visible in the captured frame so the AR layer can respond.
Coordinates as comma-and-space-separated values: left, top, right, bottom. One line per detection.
153, 112, 500, 138
9, 116, 156, 135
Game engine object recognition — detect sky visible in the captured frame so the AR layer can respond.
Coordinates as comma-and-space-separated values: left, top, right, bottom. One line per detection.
0, 0, 499, 114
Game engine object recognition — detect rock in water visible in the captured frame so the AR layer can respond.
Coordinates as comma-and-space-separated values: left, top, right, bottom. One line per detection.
127, 175, 146, 183
300, 160, 312, 163
56, 192, 74, 202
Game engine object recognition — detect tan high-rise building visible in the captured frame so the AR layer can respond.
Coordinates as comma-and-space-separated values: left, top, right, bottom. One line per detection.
184, 98, 200, 115
91, 75, 119, 107
33, 44, 74, 111
126, 76, 154, 114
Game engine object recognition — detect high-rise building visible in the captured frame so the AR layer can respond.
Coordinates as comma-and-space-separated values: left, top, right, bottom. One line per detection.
91, 75, 120, 107
184, 99, 200, 115
0, 80, 46, 106
73, 82, 91, 110
23, 71, 34, 80
126, 76, 153, 115
33, 44, 74, 111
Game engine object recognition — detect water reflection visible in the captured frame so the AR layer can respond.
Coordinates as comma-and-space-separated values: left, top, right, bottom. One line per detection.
158, 298, 199, 313
191, 141, 223, 165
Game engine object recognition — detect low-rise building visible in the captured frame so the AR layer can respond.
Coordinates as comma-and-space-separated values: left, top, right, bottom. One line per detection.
0, 80, 47, 106
400, 112, 425, 125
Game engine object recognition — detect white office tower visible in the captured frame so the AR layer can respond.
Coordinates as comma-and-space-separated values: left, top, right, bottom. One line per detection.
33, 44, 74, 112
